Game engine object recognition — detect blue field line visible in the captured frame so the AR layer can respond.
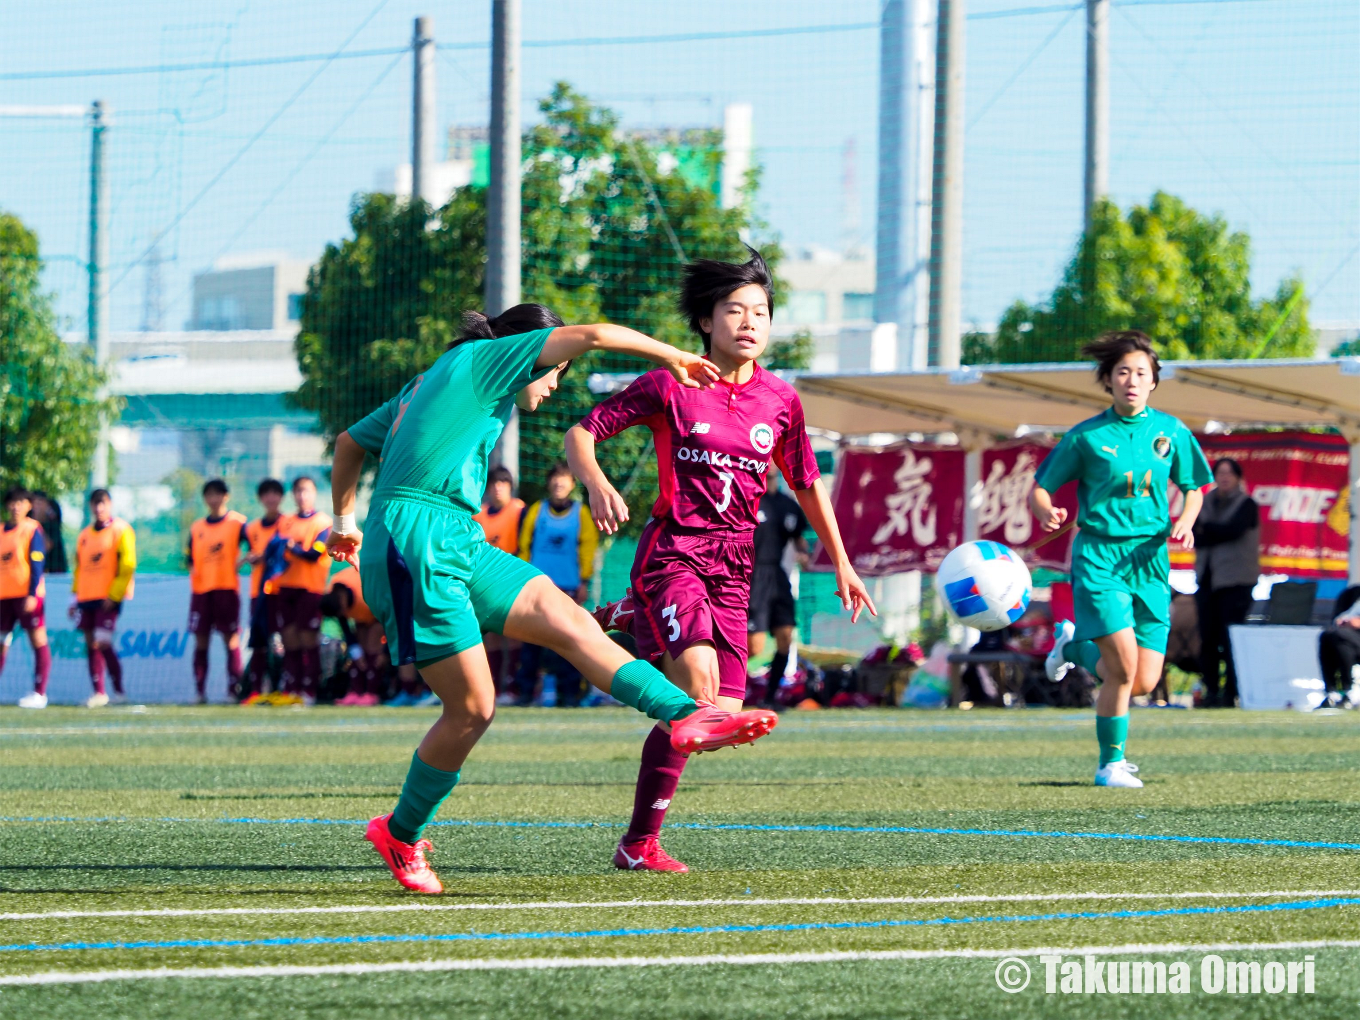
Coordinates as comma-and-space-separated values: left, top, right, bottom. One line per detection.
3, 896, 1357, 955
3, 815, 1360, 851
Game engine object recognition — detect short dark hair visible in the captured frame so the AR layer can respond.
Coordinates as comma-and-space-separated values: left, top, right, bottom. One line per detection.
488, 465, 515, 487
89, 488, 111, 505
1212, 457, 1244, 480
679, 245, 775, 352
3, 487, 32, 504
292, 475, 315, 491
546, 461, 574, 484
1081, 330, 1161, 394
257, 478, 285, 498
202, 478, 229, 497
452, 303, 565, 348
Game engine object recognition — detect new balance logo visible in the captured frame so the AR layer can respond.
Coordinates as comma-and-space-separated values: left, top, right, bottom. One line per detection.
690, 422, 711, 434
650, 798, 671, 810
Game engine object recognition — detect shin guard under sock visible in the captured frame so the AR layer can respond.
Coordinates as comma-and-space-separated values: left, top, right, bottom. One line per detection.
1070, 639, 1103, 676
609, 660, 698, 723
624, 725, 689, 842
102, 647, 123, 694
33, 644, 51, 696
87, 647, 106, 695
1096, 715, 1129, 767
388, 752, 461, 844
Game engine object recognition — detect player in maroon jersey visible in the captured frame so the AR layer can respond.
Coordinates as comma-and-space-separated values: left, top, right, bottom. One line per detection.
566, 247, 876, 871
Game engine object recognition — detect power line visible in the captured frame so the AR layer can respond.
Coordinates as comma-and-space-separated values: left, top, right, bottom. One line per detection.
968, 6, 1082, 130
107, 0, 393, 297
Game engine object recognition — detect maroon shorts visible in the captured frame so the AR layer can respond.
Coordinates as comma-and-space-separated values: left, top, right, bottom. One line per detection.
630, 520, 754, 701
189, 589, 241, 637
77, 600, 121, 636
0, 596, 44, 633
273, 587, 322, 632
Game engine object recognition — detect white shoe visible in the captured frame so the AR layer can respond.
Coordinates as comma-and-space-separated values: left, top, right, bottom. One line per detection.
18, 691, 47, 709
86, 692, 110, 708
1045, 619, 1075, 682
1094, 760, 1143, 788
109, 691, 128, 705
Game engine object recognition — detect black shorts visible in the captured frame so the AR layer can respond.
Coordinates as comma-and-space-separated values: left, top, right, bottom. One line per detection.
748, 564, 796, 635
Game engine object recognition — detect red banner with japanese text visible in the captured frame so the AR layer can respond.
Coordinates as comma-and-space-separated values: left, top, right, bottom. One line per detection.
813, 445, 966, 575
975, 440, 1079, 571
1169, 432, 1351, 577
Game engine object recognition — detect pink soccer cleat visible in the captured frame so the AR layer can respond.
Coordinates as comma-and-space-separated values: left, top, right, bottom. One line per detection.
591, 591, 636, 635
365, 814, 443, 894
614, 835, 689, 873
669, 703, 777, 754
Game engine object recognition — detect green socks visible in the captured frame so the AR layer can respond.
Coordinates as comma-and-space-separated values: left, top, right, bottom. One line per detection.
609, 659, 698, 723
1070, 639, 1103, 675
1096, 715, 1129, 767
389, 752, 461, 844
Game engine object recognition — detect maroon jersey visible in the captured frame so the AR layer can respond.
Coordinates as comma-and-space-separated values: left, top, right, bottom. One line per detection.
578, 365, 819, 538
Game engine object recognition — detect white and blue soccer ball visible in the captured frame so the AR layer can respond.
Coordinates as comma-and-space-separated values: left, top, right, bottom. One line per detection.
936, 540, 1032, 632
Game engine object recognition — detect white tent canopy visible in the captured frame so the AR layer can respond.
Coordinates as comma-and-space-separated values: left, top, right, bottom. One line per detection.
795, 357, 1360, 583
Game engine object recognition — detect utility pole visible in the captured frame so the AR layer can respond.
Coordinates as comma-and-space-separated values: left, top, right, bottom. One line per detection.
89, 100, 111, 488
487, 0, 522, 477
875, 0, 907, 332
412, 16, 437, 207
927, 0, 964, 369
1083, 0, 1109, 232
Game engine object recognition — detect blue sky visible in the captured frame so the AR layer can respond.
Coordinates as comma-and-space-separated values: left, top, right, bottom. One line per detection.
2, 0, 1356, 336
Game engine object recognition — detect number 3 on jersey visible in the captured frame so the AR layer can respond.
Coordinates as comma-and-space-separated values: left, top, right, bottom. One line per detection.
661, 604, 680, 642
714, 471, 735, 514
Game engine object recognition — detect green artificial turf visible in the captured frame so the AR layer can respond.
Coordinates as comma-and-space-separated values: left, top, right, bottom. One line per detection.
1, 706, 1358, 1019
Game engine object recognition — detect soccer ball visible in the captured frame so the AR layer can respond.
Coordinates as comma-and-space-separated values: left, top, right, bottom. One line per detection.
935, 540, 1032, 632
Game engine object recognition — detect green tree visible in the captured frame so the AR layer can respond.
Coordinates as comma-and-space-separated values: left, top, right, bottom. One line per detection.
0, 211, 116, 496
293, 84, 775, 531
965, 192, 1314, 364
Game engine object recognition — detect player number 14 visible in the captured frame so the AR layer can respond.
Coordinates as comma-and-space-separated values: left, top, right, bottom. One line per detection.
1124, 469, 1153, 498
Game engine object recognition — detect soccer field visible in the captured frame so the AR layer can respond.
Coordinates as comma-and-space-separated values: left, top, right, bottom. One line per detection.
2, 706, 1358, 1019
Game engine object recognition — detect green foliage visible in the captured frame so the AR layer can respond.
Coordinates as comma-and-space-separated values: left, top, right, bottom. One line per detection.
294, 83, 775, 532
1332, 337, 1360, 357
0, 210, 117, 497
762, 329, 815, 371
965, 192, 1314, 365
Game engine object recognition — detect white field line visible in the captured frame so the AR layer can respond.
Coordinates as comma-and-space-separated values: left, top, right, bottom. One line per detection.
3, 939, 1359, 986
6, 889, 1360, 923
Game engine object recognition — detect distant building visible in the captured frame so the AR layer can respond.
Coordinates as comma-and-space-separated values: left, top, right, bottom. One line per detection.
774, 248, 877, 373
190, 254, 311, 332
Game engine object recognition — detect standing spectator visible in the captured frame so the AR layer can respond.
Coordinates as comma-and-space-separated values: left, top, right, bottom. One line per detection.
70, 489, 136, 707
186, 479, 248, 704
1192, 457, 1260, 707
29, 491, 67, 574
748, 473, 810, 707
242, 479, 286, 701
514, 463, 597, 706
272, 476, 333, 705
474, 466, 526, 692
1318, 585, 1360, 704
2, 488, 53, 708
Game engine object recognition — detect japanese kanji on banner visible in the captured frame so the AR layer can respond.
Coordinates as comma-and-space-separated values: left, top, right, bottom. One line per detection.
813, 445, 966, 575
975, 440, 1079, 572
1169, 431, 1351, 577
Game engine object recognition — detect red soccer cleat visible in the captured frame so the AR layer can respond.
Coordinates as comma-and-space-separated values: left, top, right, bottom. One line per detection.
365, 814, 443, 894
591, 591, 635, 635
614, 835, 689, 873
669, 703, 777, 754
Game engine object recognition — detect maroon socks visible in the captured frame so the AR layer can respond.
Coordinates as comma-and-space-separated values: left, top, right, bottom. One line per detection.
102, 646, 123, 694
300, 647, 320, 699
33, 644, 51, 696
193, 646, 210, 697
624, 724, 690, 844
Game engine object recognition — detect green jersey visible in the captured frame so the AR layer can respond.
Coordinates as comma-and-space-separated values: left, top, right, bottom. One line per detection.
347, 328, 553, 515
1033, 406, 1211, 540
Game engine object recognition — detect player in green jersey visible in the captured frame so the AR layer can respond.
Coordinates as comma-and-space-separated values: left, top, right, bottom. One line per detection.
326, 304, 779, 893
1029, 331, 1211, 788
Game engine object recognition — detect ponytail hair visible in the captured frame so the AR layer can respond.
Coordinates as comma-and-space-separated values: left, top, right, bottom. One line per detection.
451, 303, 565, 349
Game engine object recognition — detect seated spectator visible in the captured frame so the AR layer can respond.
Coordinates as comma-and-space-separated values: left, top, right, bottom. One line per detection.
1319, 585, 1360, 704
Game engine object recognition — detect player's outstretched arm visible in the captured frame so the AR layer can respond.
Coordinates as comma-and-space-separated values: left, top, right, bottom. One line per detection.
327, 430, 365, 567
537, 324, 719, 389
1170, 487, 1203, 549
794, 479, 877, 624
564, 425, 629, 535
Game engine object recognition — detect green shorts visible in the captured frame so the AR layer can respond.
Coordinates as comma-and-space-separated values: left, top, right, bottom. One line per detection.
359, 488, 542, 668
1070, 532, 1171, 654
